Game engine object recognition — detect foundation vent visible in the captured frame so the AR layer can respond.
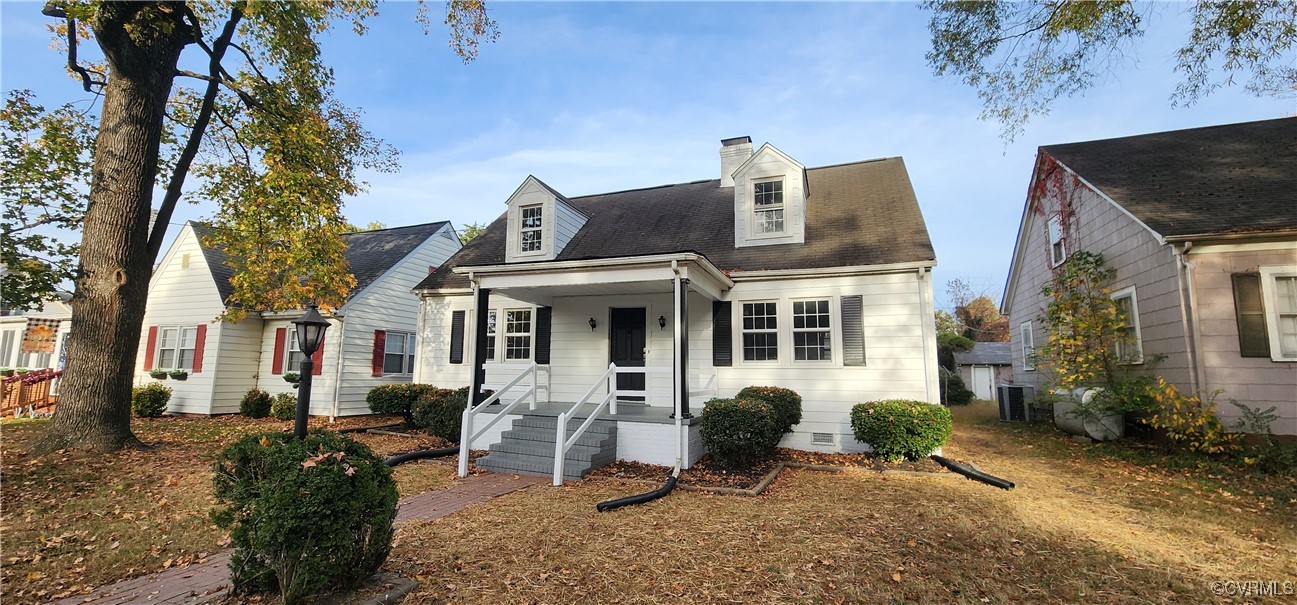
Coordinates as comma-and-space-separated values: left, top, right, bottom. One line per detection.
811, 432, 835, 445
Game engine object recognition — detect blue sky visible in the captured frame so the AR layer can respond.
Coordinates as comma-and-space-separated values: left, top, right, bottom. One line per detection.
3, 2, 1293, 308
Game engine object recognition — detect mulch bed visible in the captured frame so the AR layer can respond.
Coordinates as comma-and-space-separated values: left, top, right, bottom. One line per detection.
587, 448, 948, 492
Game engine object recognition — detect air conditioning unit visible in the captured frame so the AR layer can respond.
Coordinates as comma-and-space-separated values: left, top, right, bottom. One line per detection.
997, 385, 1037, 422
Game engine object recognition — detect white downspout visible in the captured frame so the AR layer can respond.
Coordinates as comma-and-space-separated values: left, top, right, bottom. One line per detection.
329, 314, 347, 421
918, 267, 936, 404
1179, 242, 1207, 394
671, 260, 684, 473
1172, 242, 1201, 393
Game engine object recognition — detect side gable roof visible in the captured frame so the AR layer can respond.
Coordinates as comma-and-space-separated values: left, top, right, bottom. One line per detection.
416, 156, 934, 291
190, 221, 450, 304
1042, 117, 1297, 238
953, 342, 1011, 366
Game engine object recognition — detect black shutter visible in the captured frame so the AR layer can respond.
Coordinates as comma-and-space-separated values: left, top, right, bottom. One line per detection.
842, 295, 865, 366
1232, 273, 1270, 358
712, 301, 732, 366
449, 311, 465, 364
535, 306, 553, 364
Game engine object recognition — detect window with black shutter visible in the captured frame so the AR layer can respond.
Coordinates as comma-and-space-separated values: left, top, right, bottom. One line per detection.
841, 295, 865, 366
534, 307, 553, 364
449, 310, 466, 364
712, 301, 732, 366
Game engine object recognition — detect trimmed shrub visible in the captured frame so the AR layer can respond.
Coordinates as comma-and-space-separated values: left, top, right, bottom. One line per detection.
211, 430, 398, 604
939, 371, 975, 406
131, 382, 172, 418
270, 393, 296, 421
411, 387, 465, 441
734, 386, 802, 434
365, 384, 437, 422
240, 388, 273, 418
699, 398, 782, 470
851, 400, 953, 462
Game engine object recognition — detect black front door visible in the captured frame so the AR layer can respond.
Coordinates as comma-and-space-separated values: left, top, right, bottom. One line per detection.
610, 307, 646, 401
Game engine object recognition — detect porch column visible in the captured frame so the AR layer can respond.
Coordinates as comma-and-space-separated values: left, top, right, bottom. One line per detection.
673, 277, 692, 419
469, 286, 491, 406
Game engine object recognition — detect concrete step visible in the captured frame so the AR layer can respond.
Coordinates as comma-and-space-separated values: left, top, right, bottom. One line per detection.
513, 415, 618, 435
489, 440, 612, 463
474, 452, 590, 481
501, 427, 616, 449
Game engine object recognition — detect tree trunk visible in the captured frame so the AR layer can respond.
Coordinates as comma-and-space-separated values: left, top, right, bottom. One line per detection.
34, 3, 191, 454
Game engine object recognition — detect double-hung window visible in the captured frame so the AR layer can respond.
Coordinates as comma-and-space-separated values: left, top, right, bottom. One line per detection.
753, 179, 784, 235
1111, 287, 1143, 363
1260, 266, 1297, 361
1047, 216, 1066, 266
519, 205, 543, 253
157, 326, 197, 370
1020, 321, 1035, 370
285, 330, 305, 371
505, 309, 532, 360
742, 302, 778, 361
792, 299, 832, 361
383, 331, 416, 374
485, 311, 497, 361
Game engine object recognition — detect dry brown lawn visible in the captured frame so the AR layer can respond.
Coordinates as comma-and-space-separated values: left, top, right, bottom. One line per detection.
385, 402, 1297, 604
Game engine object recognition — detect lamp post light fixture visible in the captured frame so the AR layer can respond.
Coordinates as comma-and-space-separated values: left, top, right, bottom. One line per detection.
292, 304, 331, 439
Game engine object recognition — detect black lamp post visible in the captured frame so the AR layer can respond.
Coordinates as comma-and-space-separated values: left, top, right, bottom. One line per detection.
292, 304, 330, 439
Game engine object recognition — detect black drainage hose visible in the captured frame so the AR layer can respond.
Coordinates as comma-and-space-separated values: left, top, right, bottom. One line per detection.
385, 447, 460, 467
930, 455, 1015, 490
338, 421, 406, 434
596, 472, 679, 512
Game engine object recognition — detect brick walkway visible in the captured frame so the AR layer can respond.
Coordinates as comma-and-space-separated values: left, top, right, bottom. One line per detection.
52, 472, 547, 605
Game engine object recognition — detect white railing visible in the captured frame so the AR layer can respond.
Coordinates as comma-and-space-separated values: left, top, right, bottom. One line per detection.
552, 364, 670, 485
458, 362, 538, 477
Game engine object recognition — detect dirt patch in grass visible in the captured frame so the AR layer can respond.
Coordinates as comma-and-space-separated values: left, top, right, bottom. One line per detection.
589, 449, 946, 490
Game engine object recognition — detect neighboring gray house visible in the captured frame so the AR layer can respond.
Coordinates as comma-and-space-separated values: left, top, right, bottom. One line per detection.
953, 342, 1012, 400
137, 221, 461, 417
413, 136, 939, 477
1002, 118, 1297, 435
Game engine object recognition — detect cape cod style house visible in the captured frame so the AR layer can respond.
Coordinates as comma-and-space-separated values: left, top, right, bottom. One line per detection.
413, 137, 939, 479
137, 220, 461, 417
1003, 118, 1297, 435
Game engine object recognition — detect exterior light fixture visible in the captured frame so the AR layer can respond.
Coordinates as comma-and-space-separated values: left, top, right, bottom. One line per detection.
658, 315, 667, 330
588, 317, 597, 331
291, 304, 331, 439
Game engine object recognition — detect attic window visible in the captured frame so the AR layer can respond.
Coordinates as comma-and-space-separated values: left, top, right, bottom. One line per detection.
519, 205, 543, 253
181, 253, 190, 269
1047, 216, 1066, 266
753, 179, 784, 235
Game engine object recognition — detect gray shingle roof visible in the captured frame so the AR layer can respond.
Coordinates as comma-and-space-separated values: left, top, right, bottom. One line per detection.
953, 342, 1012, 366
416, 157, 934, 291
192, 221, 448, 304
1041, 117, 1297, 238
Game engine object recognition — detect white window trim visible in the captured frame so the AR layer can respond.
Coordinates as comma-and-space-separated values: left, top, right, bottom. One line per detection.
517, 204, 545, 256
155, 326, 198, 371
1259, 264, 1297, 362
791, 297, 834, 364
739, 300, 781, 364
1110, 286, 1144, 364
750, 177, 786, 239
502, 308, 534, 361
1047, 216, 1067, 267
382, 330, 416, 375
1020, 321, 1035, 371
284, 329, 305, 373
484, 310, 498, 362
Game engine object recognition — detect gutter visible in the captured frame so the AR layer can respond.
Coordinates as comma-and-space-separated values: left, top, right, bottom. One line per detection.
1163, 229, 1297, 244
727, 260, 936, 282
453, 252, 735, 290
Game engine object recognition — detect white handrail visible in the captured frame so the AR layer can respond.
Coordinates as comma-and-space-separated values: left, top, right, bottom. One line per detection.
552, 364, 671, 485
458, 362, 537, 477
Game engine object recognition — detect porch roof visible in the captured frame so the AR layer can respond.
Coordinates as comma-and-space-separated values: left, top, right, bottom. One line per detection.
452, 252, 733, 304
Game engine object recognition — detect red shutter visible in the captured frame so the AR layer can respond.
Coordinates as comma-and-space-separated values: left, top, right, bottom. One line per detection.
371, 330, 386, 377
311, 333, 325, 376
272, 328, 286, 374
143, 326, 158, 371
191, 324, 207, 373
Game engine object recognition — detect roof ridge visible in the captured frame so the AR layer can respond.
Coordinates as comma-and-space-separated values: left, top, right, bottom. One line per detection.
808, 157, 898, 171
1042, 116, 1297, 149
568, 178, 720, 200
344, 220, 448, 236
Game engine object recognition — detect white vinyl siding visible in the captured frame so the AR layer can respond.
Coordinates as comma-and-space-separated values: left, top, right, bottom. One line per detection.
1111, 286, 1143, 363
1020, 321, 1035, 370
1260, 265, 1297, 361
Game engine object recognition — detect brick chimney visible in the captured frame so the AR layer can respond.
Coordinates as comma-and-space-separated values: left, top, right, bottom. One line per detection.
719, 136, 753, 187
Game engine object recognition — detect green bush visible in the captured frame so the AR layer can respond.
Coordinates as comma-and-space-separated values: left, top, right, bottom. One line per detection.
699, 398, 782, 470
270, 393, 296, 421
131, 382, 172, 418
365, 383, 437, 422
939, 370, 975, 406
411, 387, 465, 441
240, 388, 272, 419
734, 386, 802, 434
211, 431, 398, 604
851, 400, 953, 462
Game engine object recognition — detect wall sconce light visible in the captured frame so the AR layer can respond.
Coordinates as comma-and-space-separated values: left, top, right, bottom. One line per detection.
588, 317, 597, 331
658, 315, 667, 330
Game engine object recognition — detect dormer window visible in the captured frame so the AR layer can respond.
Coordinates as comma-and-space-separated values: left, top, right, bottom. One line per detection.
519, 205, 543, 254
754, 179, 784, 235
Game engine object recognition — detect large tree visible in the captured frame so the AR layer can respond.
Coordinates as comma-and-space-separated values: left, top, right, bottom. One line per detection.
924, 1, 1297, 141
5, 1, 497, 454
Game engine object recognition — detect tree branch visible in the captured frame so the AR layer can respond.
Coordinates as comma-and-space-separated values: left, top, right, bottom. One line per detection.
174, 69, 267, 113
63, 17, 105, 93
148, 3, 245, 264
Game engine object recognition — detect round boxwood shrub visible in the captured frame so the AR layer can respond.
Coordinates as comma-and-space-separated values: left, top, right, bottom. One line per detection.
270, 393, 296, 421
240, 388, 273, 418
734, 386, 802, 434
411, 387, 465, 441
850, 400, 953, 462
365, 383, 437, 422
211, 430, 398, 604
131, 382, 172, 418
699, 398, 782, 470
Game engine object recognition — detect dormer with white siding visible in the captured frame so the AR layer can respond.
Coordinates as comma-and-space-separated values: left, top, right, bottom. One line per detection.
728, 140, 809, 248
503, 175, 589, 263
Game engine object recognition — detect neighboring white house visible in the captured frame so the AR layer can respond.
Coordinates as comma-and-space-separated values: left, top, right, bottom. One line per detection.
413, 136, 939, 476
0, 295, 73, 372
137, 220, 461, 416
1003, 118, 1297, 435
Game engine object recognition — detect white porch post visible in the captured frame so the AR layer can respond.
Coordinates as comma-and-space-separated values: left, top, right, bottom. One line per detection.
674, 277, 691, 419
459, 279, 491, 477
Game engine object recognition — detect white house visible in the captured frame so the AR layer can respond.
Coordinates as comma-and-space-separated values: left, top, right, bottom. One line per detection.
413, 137, 939, 478
137, 220, 461, 416
1, 295, 73, 372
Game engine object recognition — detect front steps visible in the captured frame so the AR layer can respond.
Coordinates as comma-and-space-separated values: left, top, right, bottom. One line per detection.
474, 414, 618, 481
